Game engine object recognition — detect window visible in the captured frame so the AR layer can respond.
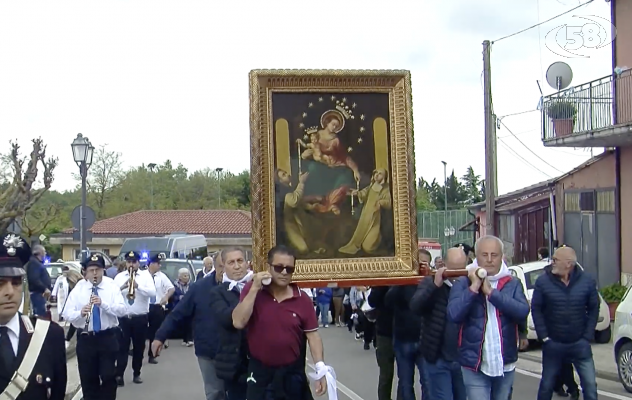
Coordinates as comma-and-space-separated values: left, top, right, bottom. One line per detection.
101, 249, 110, 256
74, 249, 81, 260
524, 269, 546, 290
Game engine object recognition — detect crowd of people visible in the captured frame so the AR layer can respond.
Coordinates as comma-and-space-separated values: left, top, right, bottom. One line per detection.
0, 229, 603, 400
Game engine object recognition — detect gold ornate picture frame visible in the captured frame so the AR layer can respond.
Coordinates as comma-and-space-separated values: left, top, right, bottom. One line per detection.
249, 69, 418, 284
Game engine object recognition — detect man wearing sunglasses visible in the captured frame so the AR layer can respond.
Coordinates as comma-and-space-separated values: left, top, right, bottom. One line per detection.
232, 245, 328, 400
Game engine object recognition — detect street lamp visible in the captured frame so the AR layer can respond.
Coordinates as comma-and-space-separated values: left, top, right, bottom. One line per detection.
441, 161, 448, 214
215, 167, 223, 208
148, 163, 157, 210
71, 133, 94, 260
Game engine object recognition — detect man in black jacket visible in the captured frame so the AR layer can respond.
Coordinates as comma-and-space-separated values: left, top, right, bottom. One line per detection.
26, 244, 51, 316
368, 286, 401, 400
410, 247, 466, 400
532, 246, 599, 400
209, 248, 251, 400
385, 249, 429, 400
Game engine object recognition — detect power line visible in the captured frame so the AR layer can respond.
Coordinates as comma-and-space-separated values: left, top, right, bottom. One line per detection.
497, 128, 538, 139
498, 138, 553, 178
493, 0, 594, 43
498, 109, 538, 118
498, 119, 565, 173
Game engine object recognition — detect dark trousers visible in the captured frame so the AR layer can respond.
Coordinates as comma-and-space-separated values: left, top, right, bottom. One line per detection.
77, 328, 119, 400
393, 339, 428, 400
246, 357, 313, 400
225, 379, 248, 400
537, 339, 597, 400
554, 362, 578, 394
423, 358, 466, 400
147, 305, 165, 357
357, 312, 375, 344
375, 335, 400, 400
116, 314, 148, 378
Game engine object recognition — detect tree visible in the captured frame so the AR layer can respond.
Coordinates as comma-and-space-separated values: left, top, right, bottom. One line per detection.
0, 139, 58, 233
415, 178, 436, 211
86, 145, 124, 218
461, 166, 484, 204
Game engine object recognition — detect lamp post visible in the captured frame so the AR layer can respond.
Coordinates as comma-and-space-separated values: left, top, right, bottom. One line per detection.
148, 163, 156, 210
71, 133, 94, 260
441, 161, 448, 249
215, 167, 223, 208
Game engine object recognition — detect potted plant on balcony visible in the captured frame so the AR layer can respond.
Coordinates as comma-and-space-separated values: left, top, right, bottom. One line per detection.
546, 100, 577, 137
600, 283, 628, 320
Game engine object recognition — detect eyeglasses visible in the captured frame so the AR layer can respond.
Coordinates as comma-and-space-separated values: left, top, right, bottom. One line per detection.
270, 264, 295, 274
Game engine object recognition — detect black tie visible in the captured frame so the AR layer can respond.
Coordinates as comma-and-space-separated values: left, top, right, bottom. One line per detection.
0, 327, 15, 369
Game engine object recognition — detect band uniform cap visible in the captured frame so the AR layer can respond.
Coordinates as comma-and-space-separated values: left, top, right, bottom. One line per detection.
125, 251, 140, 261
85, 254, 106, 269
0, 233, 29, 277
148, 252, 166, 264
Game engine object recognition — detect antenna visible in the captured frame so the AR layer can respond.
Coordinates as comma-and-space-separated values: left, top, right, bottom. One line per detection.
545, 62, 573, 91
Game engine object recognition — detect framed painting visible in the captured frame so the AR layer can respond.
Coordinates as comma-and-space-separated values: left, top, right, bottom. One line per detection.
249, 69, 418, 285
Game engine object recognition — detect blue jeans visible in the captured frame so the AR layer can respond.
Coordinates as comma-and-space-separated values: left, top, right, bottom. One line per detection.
461, 367, 514, 400
30, 293, 46, 316
393, 339, 429, 400
537, 339, 597, 400
423, 358, 466, 400
317, 303, 330, 325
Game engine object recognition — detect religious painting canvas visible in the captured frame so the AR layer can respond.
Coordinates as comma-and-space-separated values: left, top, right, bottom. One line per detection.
250, 70, 418, 283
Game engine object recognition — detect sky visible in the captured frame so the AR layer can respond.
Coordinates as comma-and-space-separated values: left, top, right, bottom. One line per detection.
0, 0, 614, 195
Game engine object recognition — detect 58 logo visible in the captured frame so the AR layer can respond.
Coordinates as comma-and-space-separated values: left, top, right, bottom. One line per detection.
545, 15, 616, 58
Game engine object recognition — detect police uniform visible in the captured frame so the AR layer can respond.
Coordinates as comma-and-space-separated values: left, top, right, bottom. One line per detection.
146, 253, 174, 363
62, 254, 126, 400
113, 251, 156, 385
0, 233, 67, 400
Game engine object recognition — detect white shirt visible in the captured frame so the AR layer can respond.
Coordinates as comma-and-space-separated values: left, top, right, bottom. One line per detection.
149, 270, 174, 304
0, 313, 20, 355
62, 276, 127, 331
52, 276, 69, 313
114, 269, 156, 316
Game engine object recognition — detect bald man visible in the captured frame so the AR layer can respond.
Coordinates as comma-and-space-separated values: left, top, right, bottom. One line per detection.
410, 248, 467, 400
531, 246, 599, 400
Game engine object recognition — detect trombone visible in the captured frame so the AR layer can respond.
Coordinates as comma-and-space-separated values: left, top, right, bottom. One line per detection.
127, 266, 136, 305
81, 276, 99, 335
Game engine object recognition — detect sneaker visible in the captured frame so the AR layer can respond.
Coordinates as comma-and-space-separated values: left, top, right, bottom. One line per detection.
355, 333, 362, 341
363, 343, 370, 350
324, 324, 329, 328
186, 342, 193, 347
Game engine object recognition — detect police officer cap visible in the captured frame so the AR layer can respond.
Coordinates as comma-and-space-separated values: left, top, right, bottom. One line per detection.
125, 251, 140, 261
84, 254, 106, 269
454, 243, 474, 255
148, 252, 166, 264
0, 233, 30, 277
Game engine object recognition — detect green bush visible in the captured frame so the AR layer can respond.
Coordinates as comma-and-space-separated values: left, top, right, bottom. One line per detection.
600, 283, 628, 303
546, 100, 577, 120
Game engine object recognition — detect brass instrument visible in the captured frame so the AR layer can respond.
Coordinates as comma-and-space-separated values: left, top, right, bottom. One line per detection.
127, 266, 135, 305
81, 276, 99, 335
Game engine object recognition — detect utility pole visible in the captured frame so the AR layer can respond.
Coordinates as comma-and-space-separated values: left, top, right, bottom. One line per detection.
483, 40, 497, 236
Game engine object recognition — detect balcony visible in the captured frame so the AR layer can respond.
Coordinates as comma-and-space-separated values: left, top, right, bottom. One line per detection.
541, 69, 632, 147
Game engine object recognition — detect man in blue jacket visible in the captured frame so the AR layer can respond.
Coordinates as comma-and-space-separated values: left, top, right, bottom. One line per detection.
531, 246, 598, 400
151, 248, 225, 400
447, 235, 529, 400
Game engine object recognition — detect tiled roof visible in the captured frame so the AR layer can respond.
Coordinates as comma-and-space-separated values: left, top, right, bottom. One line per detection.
61, 210, 252, 235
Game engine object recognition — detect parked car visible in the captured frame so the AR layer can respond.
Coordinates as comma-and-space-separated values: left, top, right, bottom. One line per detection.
508, 260, 611, 344
45, 262, 65, 290
614, 285, 632, 392
160, 259, 197, 283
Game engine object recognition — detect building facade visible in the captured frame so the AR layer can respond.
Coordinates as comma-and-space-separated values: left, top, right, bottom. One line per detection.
50, 210, 253, 260
540, 0, 632, 283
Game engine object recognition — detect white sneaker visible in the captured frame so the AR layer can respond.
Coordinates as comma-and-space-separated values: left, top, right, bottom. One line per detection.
324, 324, 329, 328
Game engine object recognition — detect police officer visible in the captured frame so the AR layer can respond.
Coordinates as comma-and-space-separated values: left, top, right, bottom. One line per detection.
113, 251, 155, 385
146, 253, 174, 364
0, 232, 67, 400
62, 254, 127, 400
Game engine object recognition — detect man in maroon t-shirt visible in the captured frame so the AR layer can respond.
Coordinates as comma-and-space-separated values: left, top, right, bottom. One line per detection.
232, 245, 327, 400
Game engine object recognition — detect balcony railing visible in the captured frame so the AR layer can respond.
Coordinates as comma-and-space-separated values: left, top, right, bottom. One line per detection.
541, 69, 632, 141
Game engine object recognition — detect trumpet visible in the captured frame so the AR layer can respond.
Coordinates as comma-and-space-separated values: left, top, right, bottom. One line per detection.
127, 266, 136, 305
82, 276, 99, 335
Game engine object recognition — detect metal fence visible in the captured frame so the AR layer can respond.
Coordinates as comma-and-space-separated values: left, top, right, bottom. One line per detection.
542, 69, 632, 140
417, 210, 474, 253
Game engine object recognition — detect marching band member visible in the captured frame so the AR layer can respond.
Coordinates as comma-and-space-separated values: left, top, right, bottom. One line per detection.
0, 232, 67, 400
113, 251, 156, 386
146, 253, 174, 364
62, 254, 126, 400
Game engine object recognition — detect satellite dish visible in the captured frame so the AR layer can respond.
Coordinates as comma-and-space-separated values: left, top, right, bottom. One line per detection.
546, 62, 573, 91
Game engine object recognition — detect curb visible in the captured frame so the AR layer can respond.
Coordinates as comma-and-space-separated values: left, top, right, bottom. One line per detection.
519, 353, 620, 382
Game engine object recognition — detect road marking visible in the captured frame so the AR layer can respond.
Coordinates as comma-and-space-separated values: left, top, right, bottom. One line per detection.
71, 388, 82, 400
307, 361, 365, 400
516, 368, 630, 400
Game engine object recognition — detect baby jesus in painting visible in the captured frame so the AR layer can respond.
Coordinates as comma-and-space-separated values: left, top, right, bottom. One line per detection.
297, 133, 333, 165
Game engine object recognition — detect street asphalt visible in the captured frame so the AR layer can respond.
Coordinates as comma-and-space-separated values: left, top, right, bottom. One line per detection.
114, 326, 632, 400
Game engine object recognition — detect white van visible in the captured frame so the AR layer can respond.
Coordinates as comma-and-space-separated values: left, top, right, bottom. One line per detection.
119, 234, 208, 263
